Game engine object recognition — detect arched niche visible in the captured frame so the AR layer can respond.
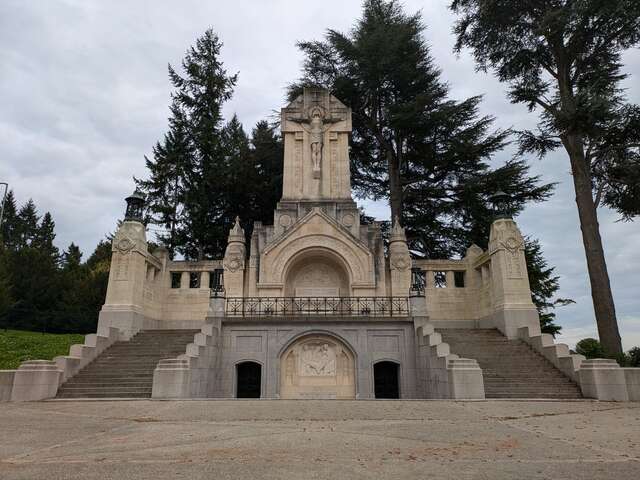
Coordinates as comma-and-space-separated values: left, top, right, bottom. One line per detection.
280, 334, 355, 399
283, 249, 350, 297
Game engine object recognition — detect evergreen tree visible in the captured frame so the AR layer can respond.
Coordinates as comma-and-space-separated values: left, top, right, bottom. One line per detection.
291, 0, 560, 333
250, 120, 284, 226
17, 199, 39, 248
135, 102, 192, 257
290, 0, 553, 258
0, 190, 19, 250
62, 243, 83, 270
524, 237, 574, 336
169, 29, 238, 260
450, 0, 640, 355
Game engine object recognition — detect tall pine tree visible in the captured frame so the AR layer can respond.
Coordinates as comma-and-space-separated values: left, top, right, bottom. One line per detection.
449, 0, 640, 355
291, 0, 561, 332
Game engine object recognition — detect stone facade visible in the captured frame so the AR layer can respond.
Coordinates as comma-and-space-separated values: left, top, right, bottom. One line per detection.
7, 87, 638, 403
93, 89, 545, 399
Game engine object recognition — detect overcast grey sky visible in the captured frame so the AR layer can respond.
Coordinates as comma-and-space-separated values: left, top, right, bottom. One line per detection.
1, 0, 639, 349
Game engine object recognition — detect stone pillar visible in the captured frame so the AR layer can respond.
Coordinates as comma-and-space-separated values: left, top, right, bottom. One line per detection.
10, 361, 61, 401
200, 271, 210, 290
247, 223, 260, 297
223, 217, 246, 298
579, 359, 629, 401
485, 218, 538, 338
388, 218, 412, 297
180, 271, 190, 289
98, 219, 150, 339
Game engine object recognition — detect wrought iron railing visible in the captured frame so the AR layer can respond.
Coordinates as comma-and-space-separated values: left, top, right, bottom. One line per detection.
225, 297, 410, 317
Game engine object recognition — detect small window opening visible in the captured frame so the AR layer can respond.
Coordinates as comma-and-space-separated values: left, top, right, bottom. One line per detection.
433, 271, 447, 288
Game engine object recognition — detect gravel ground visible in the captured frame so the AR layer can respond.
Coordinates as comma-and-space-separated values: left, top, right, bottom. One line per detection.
0, 399, 639, 479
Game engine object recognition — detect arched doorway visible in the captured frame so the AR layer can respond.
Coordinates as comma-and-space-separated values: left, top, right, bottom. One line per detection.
374, 361, 400, 399
284, 251, 350, 297
236, 362, 261, 398
280, 334, 356, 399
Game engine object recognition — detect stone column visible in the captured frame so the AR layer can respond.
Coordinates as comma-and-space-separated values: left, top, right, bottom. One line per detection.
200, 271, 210, 290
388, 218, 412, 297
223, 217, 246, 298
485, 218, 538, 338
98, 219, 150, 339
180, 271, 190, 289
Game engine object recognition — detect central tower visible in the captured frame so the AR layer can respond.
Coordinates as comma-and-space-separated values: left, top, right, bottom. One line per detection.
281, 87, 352, 200
222, 87, 411, 299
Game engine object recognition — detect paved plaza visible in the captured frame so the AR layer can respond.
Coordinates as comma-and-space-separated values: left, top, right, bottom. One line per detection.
0, 399, 639, 479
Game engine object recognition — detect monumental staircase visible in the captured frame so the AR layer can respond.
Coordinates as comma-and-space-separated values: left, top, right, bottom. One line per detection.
56, 330, 199, 398
438, 329, 582, 399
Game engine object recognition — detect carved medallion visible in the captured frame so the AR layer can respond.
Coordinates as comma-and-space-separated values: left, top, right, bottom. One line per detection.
279, 214, 292, 228
115, 237, 135, 255
224, 255, 244, 273
342, 213, 355, 227
390, 254, 410, 271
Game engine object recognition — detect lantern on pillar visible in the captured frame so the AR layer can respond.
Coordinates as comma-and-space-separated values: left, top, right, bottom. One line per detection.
124, 189, 145, 222
490, 191, 513, 220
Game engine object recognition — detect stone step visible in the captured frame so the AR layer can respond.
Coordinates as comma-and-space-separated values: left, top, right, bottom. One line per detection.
57, 329, 198, 399
438, 328, 582, 400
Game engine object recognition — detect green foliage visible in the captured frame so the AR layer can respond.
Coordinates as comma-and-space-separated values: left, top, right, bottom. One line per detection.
290, 0, 554, 258
0, 330, 85, 370
524, 237, 573, 336
450, 0, 640, 355
626, 347, 640, 367
575, 338, 605, 359
0, 192, 110, 333
137, 29, 283, 260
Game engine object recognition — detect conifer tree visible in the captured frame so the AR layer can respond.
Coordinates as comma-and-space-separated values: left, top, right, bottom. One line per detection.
250, 120, 284, 226
0, 190, 19, 250
291, 0, 560, 333
290, 0, 553, 257
136, 102, 191, 257
170, 29, 238, 260
450, 0, 640, 355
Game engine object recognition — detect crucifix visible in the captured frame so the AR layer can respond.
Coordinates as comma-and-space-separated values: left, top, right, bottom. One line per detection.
288, 106, 342, 178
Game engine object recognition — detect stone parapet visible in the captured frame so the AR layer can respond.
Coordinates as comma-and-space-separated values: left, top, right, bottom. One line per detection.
10, 361, 61, 401
579, 359, 629, 401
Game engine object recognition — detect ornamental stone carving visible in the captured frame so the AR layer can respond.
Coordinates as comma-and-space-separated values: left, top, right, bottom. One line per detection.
115, 237, 135, 255
390, 253, 411, 271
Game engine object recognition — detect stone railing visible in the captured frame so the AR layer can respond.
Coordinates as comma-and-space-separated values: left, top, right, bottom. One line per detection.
225, 296, 410, 317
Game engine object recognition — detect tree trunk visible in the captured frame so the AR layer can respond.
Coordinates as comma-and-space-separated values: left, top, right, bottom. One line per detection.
387, 150, 403, 225
564, 134, 622, 356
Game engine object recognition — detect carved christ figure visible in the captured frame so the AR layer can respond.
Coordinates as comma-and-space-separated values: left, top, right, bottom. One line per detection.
288, 107, 342, 175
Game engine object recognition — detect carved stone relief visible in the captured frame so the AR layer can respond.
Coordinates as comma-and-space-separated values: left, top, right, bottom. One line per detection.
280, 335, 355, 400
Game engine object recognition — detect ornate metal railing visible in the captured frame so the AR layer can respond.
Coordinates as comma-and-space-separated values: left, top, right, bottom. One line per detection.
225, 297, 410, 317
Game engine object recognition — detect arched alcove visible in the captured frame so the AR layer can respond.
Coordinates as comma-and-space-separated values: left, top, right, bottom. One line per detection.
283, 250, 350, 297
280, 334, 355, 399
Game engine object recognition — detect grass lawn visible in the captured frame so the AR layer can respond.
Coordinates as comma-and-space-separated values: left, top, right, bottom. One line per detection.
0, 329, 85, 370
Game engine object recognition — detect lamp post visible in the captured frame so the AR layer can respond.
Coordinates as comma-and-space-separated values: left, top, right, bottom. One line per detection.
490, 190, 513, 220
0, 182, 8, 233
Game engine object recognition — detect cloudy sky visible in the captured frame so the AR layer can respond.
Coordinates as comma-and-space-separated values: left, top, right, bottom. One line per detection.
1, 0, 639, 349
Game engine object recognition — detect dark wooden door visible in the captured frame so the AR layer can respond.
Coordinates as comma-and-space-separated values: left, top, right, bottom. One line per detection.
374, 362, 399, 399
236, 362, 261, 398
